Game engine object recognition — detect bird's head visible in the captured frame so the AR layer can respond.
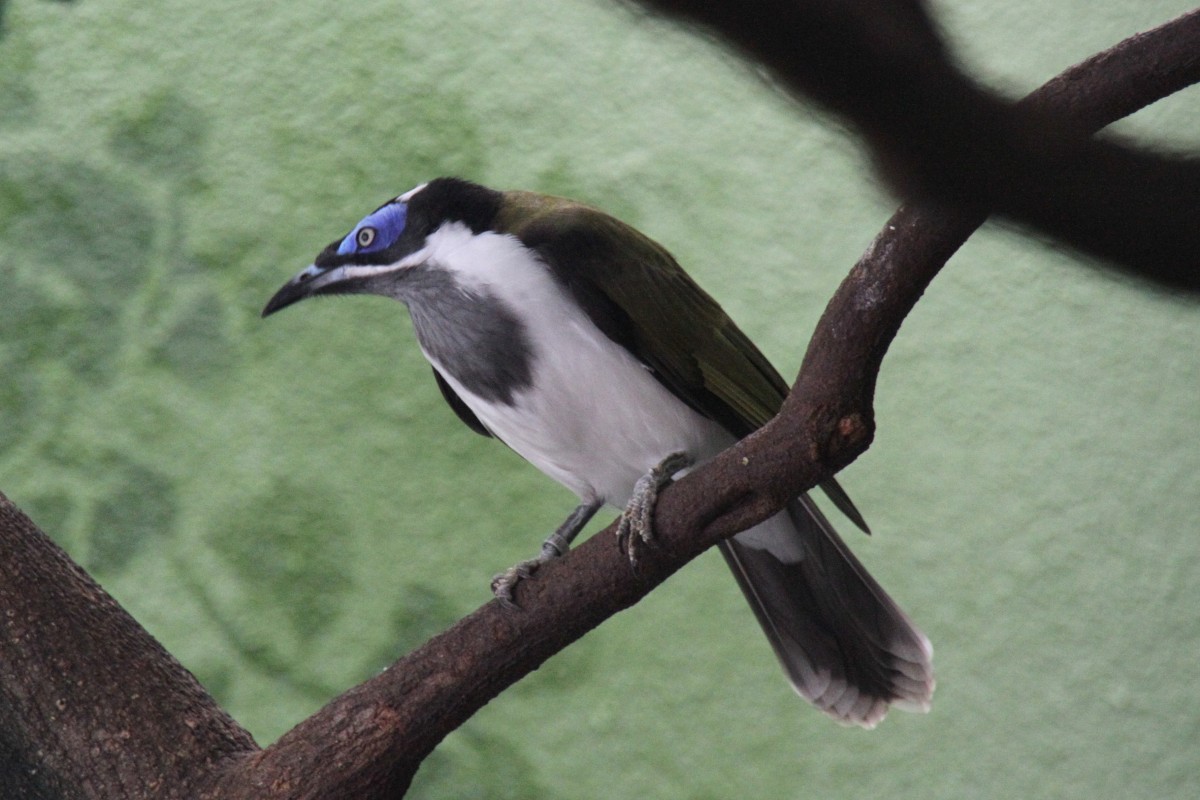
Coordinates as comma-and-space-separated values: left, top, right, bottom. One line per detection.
261, 178, 503, 317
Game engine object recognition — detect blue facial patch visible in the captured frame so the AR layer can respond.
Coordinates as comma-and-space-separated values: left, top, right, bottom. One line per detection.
336, 202, 408, 256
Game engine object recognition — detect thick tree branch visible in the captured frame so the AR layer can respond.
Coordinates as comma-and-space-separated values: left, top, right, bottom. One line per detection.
1, 9, 1197, 800
230, 10, 1200, 797
627, 1, 1200, 290
0, 493, 256, 800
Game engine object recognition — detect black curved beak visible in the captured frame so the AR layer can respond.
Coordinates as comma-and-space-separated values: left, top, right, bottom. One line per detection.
261, 265, 327, 317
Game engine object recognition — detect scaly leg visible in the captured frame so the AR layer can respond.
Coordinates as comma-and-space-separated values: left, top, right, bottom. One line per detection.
491, 499, 603, 607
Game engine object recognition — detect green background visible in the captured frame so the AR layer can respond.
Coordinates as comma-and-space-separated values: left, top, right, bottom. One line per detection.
2, 1, 1197, 797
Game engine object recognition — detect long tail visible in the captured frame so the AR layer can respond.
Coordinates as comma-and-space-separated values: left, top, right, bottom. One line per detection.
719, 494, 934, 728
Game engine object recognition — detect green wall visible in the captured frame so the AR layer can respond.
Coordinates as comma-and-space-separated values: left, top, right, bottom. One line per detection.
1, 1, 1197, 797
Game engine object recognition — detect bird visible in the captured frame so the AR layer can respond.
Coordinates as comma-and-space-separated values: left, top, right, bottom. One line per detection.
262, 177, 934, 727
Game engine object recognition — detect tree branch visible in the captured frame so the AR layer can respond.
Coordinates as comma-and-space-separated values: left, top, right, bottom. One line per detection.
626, 0, 1200, 290
229, 10, 1200, 797
0, 492, 256, 799
2, 8, 1197, 800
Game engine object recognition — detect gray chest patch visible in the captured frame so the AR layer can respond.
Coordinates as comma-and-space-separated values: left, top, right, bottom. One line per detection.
399, 268, 534, 404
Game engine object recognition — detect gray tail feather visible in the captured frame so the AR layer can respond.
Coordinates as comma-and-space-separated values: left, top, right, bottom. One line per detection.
718, 494, 933, 728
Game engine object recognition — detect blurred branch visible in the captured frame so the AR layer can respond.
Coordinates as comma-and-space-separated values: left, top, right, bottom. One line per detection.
1, 8, 1197, 800
628, 0, 1200, 291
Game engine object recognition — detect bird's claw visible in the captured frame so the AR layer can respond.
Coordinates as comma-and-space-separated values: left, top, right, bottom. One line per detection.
491, 559, 542, 609
617, 451, 692, 568
490, 533, 573, 608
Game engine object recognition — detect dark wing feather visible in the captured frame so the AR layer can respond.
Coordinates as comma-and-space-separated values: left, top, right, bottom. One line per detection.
497, 192, 866, 528
432, 367, 492, 437
497, 192, 784, 436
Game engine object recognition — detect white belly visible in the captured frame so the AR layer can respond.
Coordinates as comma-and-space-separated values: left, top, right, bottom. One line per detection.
428, 322, 733, 507
419, 235, 734, 506
415, 225, 735, 506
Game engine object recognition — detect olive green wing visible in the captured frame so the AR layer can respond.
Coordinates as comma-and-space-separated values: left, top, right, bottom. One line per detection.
498, 192, 786, 436
498, 192, 867, 531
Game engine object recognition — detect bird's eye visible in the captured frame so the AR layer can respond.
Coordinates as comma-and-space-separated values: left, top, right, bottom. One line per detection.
356, 227, 377, 249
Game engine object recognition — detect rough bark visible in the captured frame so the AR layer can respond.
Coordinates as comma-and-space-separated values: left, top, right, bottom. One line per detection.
0, 494, 256, 800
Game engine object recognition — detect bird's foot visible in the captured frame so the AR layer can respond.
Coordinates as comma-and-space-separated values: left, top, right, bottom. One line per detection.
490, 532, 572, 609
617, 451, 692, 567
490, 559, 539, 609
490, 501, 601, 609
